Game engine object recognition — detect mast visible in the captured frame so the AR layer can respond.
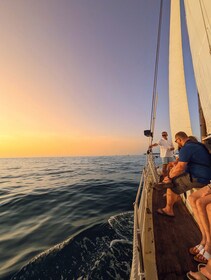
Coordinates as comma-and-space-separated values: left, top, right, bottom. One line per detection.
169, 0, 192, 141
198, 93, 207, 141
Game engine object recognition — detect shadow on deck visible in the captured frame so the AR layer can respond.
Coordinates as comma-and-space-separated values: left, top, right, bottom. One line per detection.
152, 188, 201, 280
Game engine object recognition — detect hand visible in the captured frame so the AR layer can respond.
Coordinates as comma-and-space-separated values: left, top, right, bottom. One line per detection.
162, 176, 171, 183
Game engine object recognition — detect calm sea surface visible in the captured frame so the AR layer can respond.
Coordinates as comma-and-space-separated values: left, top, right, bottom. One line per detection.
0, 155, 146, 280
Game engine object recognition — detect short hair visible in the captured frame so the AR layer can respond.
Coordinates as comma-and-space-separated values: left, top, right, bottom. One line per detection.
189, 135, 198, 142
175, 131, 188, 139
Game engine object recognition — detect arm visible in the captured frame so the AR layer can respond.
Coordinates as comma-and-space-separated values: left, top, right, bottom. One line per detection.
162, 161, 187, 183
169, 161, 187, 178
149, 143, 158, 149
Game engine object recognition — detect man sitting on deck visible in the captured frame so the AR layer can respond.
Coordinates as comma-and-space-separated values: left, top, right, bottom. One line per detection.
157, 131, 211, 217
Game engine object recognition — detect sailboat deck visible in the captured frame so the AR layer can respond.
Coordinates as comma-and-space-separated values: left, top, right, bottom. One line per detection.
152, 188, 201, 280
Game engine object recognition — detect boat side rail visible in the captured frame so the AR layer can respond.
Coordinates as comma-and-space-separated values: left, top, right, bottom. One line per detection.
139, 153, 158, 242
130, 153, 158, 280
147, 153, 159, 184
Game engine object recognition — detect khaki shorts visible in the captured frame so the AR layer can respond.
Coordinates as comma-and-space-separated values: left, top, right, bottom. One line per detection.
171, 173, 207, 195
161, 157, 174, 164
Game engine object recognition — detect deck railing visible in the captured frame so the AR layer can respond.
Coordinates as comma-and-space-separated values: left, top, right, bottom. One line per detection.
130, 153, 158, 280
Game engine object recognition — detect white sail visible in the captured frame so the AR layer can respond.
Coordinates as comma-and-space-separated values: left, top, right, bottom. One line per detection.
184, 0, 211, 136
169, 0, 192, 141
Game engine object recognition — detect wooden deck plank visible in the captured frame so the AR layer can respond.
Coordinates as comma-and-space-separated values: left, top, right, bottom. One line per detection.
152, 188, 201, 280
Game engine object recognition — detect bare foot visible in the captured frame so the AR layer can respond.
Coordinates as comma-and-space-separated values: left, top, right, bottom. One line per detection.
161, 207, 174, 216
188, 271, 207, 280
200, 267, 211, 280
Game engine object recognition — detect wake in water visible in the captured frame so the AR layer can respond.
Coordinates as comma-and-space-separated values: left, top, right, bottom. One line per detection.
11, 212, 133, 280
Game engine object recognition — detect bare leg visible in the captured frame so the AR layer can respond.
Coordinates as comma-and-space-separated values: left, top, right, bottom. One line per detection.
185, 191, 211, 279
162, 164, 167, 177
205, 203, 211, 254
195, 195, 211, 254
162, 188, 178, 216
189, 190, 209, 246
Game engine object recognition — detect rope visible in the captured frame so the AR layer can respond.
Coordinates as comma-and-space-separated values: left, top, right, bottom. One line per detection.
199, 0, 211, 54
149, 0, 163, 145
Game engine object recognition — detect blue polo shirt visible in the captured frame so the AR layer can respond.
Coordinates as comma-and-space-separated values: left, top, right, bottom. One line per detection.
179, 141, 211, 183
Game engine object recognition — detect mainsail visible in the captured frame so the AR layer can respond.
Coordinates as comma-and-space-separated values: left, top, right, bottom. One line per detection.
169, 0, 192, 140
184, 0, 211, 137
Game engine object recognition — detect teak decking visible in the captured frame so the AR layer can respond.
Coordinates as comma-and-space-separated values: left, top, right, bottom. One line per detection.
152, 188, 201, 280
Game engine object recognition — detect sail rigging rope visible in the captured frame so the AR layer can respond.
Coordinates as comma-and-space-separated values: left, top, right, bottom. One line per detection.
149, 0, 163, 145
199, 0, 211, 54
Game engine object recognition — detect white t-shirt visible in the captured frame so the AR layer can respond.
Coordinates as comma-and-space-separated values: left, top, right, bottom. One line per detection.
158, 138, 174, 158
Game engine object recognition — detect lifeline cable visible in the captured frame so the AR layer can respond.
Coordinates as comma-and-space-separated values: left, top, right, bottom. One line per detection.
149, 0, 163, 146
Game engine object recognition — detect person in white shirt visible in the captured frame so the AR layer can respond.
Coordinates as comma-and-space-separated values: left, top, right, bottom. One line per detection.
149, 131, 175, 176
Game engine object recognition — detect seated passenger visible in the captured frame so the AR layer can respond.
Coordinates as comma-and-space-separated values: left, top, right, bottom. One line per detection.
164, 136, 198, 180
156, 131, 211, 217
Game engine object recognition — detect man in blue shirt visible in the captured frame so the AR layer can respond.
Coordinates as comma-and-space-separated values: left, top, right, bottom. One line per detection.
157, 131, 211, 217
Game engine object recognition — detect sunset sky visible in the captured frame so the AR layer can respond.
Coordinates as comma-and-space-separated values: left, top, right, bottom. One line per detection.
0, 0, 199, 157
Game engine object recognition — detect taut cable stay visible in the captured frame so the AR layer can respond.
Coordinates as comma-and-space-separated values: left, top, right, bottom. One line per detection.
144, 0, 163, 148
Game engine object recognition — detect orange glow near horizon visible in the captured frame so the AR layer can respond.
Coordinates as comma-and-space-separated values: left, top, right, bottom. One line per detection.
0, 59, 147, 158
0, 80, 146, 157
0, 134, 146, 158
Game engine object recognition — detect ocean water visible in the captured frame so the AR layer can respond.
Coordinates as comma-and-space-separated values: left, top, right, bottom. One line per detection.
0, 155, 145, 280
